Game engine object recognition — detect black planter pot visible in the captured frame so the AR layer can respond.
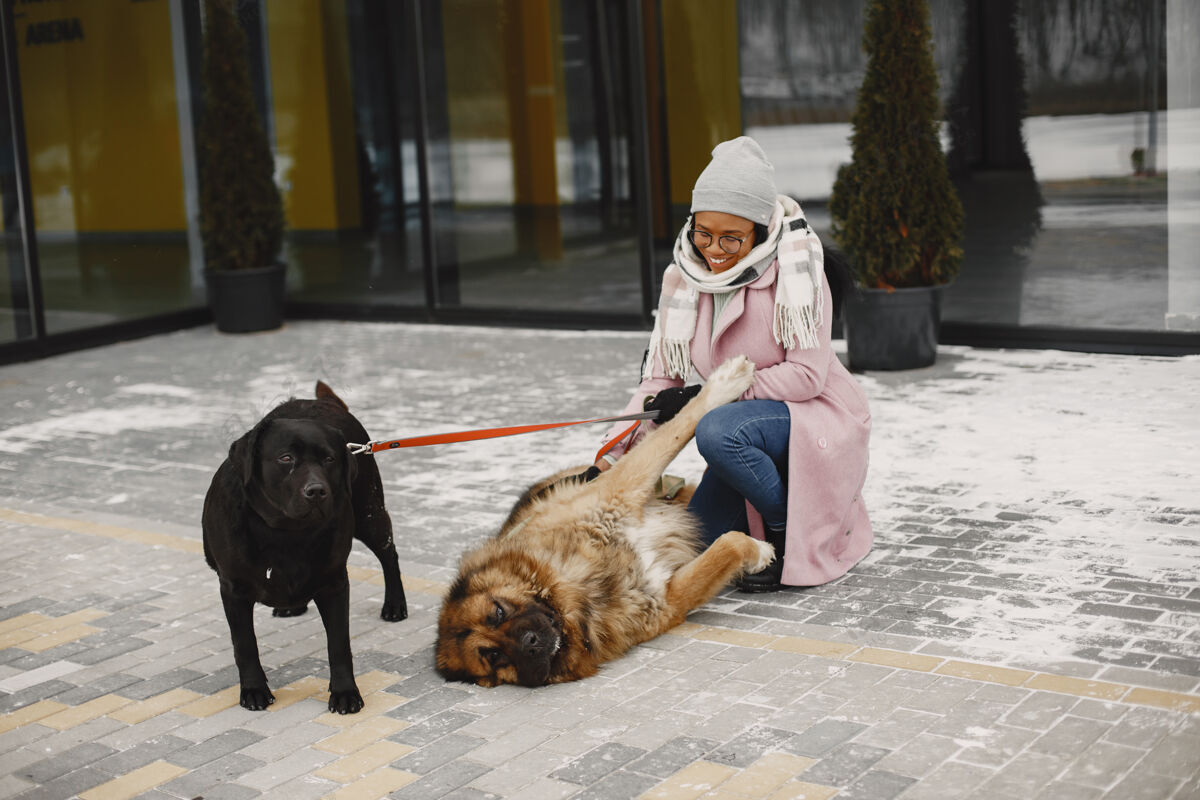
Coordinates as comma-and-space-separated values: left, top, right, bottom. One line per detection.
844, 284, 945, 371
204, 263, 286, 333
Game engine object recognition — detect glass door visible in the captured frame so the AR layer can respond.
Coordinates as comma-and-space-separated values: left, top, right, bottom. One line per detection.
420, 0, 644, 315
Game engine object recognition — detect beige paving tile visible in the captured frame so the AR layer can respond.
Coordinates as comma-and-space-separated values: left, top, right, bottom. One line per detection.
40, 694, 132, 730
177, 685, 241, 717
0, 612, 51, 635
641, 760, 739, 799
26, 608, 108, 632
936, 660, 1035, 686
354, 670, 403, 695
313, 740, 415, 782
766, 636, 858, 658
1123, 688, 1200, 714
78, 761, 188, 800
314, 691, 406, 728
0, 508, 202, 554
720, 752, 816, 797
109, 688, 204, 724
0, 627, 42, 649
270, 675, 325, 710
768, 781, 840, 800
850, 647, 943, 672
20, 623, 102, 652
323, 767, 419, 800
0, 699, 68, 734
314, 715, 411, 755
692, 626, 779, 649
1025, 674, 1127, 701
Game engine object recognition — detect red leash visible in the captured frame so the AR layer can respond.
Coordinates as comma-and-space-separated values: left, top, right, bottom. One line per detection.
347, 411, 658, 456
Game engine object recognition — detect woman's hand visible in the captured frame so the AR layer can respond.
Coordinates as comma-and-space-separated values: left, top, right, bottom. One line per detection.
643, 385, 702, 423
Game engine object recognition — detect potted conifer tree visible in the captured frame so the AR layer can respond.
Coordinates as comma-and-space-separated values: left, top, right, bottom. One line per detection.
198, 0, 286, 333
829, 0, 964, 370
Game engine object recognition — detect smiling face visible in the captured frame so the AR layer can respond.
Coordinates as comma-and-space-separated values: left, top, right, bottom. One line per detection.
691, 210, 757, 274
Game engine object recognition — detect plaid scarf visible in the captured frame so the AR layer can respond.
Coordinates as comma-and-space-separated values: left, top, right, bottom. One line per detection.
644, 195, 824, 380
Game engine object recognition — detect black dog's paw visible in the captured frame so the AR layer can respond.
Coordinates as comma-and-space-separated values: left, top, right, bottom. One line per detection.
240, 685, 275, 711
272, 605, 308, 617
328, 688, 364, 715
380, 599, 408, 622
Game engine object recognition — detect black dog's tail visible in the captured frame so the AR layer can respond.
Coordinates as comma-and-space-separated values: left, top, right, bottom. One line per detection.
822, 244, 855, 321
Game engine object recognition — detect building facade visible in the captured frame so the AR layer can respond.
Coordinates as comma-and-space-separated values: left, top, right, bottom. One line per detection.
2, 0, 1198, 363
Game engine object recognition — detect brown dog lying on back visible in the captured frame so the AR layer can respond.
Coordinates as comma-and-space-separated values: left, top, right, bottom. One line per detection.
202, 382, 407, 713
435, 356, 772, 687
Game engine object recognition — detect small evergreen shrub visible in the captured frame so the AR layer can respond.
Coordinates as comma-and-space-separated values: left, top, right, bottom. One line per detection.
829, 0, 963, 288
198, 0, 284, 271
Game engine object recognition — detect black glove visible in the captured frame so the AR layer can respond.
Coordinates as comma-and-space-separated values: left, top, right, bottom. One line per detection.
643, 385, 701, 424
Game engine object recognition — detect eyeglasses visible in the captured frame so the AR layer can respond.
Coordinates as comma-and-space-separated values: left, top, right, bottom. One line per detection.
689, 229, 750, 255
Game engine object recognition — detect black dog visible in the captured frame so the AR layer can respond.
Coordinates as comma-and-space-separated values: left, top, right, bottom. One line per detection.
202, 381, 407, 713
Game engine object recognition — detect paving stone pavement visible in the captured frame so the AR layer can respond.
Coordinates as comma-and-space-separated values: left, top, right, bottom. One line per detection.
0, 320, 1197, 800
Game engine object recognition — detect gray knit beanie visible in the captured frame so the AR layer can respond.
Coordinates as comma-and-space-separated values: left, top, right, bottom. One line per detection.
690, 136, 777, 225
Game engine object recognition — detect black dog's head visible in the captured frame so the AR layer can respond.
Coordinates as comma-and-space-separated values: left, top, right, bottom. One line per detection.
230, 417, 357, 526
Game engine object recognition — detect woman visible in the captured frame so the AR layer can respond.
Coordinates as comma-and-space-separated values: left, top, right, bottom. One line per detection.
597, 136, 872, 592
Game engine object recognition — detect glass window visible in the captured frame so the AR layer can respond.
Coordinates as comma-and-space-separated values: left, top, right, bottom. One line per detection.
421, 0, 644, 314
263, 0, 426, 309
0, 49, 30, 346
16, 0, 198, 334
735, 0, 1196, 335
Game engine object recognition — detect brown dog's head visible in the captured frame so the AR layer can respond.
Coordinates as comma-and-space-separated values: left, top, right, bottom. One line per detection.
436, 557, 564, 687
231, 417, 356, 526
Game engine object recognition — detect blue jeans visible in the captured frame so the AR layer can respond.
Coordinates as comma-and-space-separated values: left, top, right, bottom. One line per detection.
686, 400, 790, 546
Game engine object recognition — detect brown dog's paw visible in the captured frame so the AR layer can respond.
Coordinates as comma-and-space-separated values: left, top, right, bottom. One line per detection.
239, 685, 275, 711
746, 536, 776, 574
702, 356, 756, 409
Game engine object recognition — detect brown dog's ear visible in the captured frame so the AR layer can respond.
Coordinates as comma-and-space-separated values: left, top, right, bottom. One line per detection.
228, 420, 267, 488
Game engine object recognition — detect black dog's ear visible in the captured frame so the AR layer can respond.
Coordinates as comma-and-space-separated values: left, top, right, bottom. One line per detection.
229, 420, 267, 488
343, 441, 359, 492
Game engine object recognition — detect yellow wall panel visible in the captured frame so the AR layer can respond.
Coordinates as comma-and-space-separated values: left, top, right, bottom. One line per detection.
660, 0, 742, 208
266, 0, 360, 231
16, 0, 186, 232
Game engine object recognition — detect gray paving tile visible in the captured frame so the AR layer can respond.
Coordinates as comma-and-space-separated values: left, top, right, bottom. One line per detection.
626, 736, 720, 778
837, 769, 918, 799
800, 742, 891, 786
549, 742, 647, 785
159, 753, 266, 798
393, 732, 488, 775
15, 742, 117, 784
168, 728, 266, 769
390, 710, 483, 747
390, 759, 493, 799
568, 769, 661, 800
707, 725, 799, 768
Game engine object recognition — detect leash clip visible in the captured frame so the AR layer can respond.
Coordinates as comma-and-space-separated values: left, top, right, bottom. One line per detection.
346, 442, 373, 456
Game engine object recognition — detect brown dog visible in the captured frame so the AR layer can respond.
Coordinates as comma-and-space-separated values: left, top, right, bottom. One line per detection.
435, 356, 772, 687
202, 382, 407, 713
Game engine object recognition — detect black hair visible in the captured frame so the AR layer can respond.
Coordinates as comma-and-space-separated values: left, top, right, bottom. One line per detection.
821, 244, 855, 322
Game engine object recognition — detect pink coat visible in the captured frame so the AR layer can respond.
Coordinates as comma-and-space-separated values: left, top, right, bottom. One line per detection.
602, 260, 873, 586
